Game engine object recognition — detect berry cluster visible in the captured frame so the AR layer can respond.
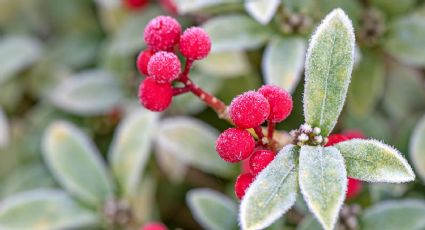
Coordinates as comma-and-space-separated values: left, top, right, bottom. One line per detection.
215, 85, 293, 199
137, 16, 211, 112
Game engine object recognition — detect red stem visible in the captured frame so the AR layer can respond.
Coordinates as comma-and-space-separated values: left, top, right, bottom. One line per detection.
254, 126, 264, 140
173, 86, 191, 96
267, 121, 275, 140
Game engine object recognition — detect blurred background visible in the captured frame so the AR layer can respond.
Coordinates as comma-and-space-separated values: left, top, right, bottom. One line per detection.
0, 0, 424, 229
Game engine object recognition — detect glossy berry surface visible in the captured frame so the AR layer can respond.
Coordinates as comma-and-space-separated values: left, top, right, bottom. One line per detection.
235, 173, 254, 200
123, 0, 149, 10
229, 91, 270, 128
138, 78, 173, 112
249, 150, 275, 175
136, 49, 155, 76
258, 85, 293, 123
325, 134, 349, 147
144, 16, 181, 51
216, 128, 255, 163
147, 51, 181, 83
179, 27, 211, 60
346, 177, 362, 200
140, 222, 168, 230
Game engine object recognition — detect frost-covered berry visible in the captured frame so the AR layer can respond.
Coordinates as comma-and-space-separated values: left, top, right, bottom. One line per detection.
138, 78, 173, 112
346, 177, 362, 200
179, 27, 211, 60
137, 49, 155, 76
141, 222, 168, 230
123, 0, 149, 10
216, 128, 255, 163
235, 173, 254, 200
325, 134, 349, 146
147, 51, 181, 83
258, 85, 293, 123
229, 91, 270, 128
144, 16, 181, 51
249, 150, 275, 175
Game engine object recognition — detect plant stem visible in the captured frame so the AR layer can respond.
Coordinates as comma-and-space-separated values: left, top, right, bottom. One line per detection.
173, 86, 192, 96
267, 121, 275, 141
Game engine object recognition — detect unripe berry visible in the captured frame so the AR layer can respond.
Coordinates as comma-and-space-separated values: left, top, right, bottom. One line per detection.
325, 134, 349, 147
137, 49, 155, 76
235, 173, 254, 200
138, 78, 173, 112
216, 128, 255, 163
147, 51, 181, 83
144, 16, 181, 51
249, 150, 275, 175
258, 85, 293, 123
229, 91, 270, 128
346, 177, 362, 200
123, 0, 149, 10
179, 27, 211, 60
141, 222, 168, 230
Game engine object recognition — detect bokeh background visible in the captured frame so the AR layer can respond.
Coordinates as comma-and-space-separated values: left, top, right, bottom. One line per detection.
0, 0, 424, 229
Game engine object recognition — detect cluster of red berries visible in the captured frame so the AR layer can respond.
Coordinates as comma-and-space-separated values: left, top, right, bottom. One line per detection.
136, 16, 211, 112
326, 130, 365, 200
215, 85, 293, 199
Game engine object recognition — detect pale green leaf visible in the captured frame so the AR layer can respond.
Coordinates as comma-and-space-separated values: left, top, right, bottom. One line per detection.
0, 189, 99, 230
299, 146, 347, 230
303, 9, 355, 136
297, 215, 322, 230
240, 145, 298, 230
263, 36, 306, 93
175, 0, 238, 14
0, 36, 42, 85
156, 117, 237, 177
384, 14, 425, 67
245, 0, 280, 25
335, 139, 415, 182
187, 188, 238, 230
410, 115, 425, 183
196, 52, 250, 78
361, 200, 425, 230
0, 108, 9, 148
203, 14, 272, 52
49, 69, 123, 116
155, 146, 188, 183
42, 121, 115, 207
129, 175, 157, 224
108, 108, 159, 197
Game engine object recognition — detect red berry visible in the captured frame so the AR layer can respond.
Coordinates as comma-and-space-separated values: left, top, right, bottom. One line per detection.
147, 51, 181, 83
179, 27, 211, 60
229, 91, 270, 128
235, 173, 254, 200
241, 158, 251, 174
137, 49, 155, 76
343, 130, 366, 140
346, 177, 362, 200
123, 0, 149, 10
141, 222, 168, 230
159, 0, 178, 14
325, 134, 349, 147
138, 78, 173, 112
144, 16, 181, 51
258, 85, 293, 123
216, 128, 255, 163
249, 150, 275, 175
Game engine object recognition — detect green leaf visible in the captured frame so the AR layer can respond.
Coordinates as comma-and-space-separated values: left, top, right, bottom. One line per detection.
0, 36, 42, 85
42, 120, 115, 207
49, 69, 123, 116
370, 0, 416, 16
0, 189, 99, 229
348, 51, 384, 116
187, 188, 238, 230
410, 115, 425, 183
384, 14, 425, 67
263, 36, 306, 93
361, 200, 425, 230
303, 9, 355, 136
299, 146, 347, 230
240, 145, 298, 230
297, 215, 322, 230
0, 107, 9, 148
203, 14, 272, 52
109, 108, 159, 197
174, 0, 237, 14
245, 0, 280, 25
196, 52, 251, 78
155, 117, 237, 178
155, 146, 188, 183
129, 175, 157, 224
335, 139, 415, 182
